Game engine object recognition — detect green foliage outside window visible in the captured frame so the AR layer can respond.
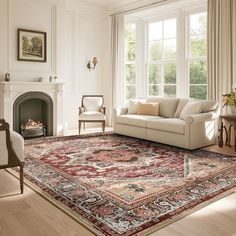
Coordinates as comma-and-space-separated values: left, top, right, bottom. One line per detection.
125, 64, 136, 84
126, 85, 136, 99
164, 64, 176, 84
189, 13, 207, 100
125, 23, 136, 100
190, 85, 207, 99
149, 85, 160, 96
149, 64, 161, 84
190, 61, 207, 84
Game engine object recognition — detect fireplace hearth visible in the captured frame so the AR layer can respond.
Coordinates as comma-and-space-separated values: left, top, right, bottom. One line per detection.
21, 119, 46, 138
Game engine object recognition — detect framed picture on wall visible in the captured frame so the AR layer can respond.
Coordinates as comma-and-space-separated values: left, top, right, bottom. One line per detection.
18, 28, 47, 62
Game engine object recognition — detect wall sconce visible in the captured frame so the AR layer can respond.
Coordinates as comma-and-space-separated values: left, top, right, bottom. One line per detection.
87, 57, 98, 71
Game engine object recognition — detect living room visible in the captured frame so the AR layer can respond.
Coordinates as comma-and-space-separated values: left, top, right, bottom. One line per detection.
0, 0, 236, 235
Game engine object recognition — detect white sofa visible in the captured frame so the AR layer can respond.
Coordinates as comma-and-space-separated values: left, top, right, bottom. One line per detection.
112, 97, 219, 150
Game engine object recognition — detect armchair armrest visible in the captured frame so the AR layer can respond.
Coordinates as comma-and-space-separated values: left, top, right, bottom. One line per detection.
100, 107, 106, 114
185, 111, 217, 123
79, 107, 85, 115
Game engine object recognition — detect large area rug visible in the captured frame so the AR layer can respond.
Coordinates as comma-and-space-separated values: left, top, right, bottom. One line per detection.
12, 133, 236, 235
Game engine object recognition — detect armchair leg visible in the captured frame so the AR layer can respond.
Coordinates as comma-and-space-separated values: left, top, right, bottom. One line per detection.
79, 121, 81, 135
102, 121, 105, 132
20, 164, 24, 194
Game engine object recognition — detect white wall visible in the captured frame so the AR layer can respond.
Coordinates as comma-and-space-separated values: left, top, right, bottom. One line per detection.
0, 0, 111, 134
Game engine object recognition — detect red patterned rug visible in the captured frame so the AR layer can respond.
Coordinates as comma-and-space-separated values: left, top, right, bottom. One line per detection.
13, 133, 236, 235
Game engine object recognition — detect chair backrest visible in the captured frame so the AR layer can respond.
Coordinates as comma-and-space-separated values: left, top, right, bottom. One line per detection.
0, 119, 10, 165
0, 119, 21, 167
82, 95, 104, 112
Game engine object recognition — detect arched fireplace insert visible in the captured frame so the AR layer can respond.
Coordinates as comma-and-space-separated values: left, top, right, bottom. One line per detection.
13, 92, 53, 138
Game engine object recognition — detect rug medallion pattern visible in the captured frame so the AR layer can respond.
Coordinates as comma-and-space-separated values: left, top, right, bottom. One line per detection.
21, 134, 236, 235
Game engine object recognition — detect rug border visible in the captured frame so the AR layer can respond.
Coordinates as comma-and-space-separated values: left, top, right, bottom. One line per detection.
7, 168, 236, 236
6, 168, 103, 236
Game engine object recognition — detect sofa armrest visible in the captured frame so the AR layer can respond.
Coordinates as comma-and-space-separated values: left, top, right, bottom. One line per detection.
112, 107, 128, 117
112, 108, 128, 127
185, 111, 217, 123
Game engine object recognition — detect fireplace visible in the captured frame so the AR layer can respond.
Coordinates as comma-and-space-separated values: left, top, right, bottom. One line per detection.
13, 92, 53, 138
0, 82, 64, 136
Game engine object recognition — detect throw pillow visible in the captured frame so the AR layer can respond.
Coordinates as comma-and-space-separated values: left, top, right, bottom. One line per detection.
127, 99, 146, 114
173, 98, 189, 118
179, 102, 202, 120
137, 102, 159, 116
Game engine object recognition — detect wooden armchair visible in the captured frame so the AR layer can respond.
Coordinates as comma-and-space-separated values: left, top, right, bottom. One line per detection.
78, 95, 106, 134
0, 119, 24, 193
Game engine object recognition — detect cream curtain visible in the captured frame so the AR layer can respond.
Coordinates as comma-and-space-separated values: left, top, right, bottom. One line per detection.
208, 0, 236, 102
110, 15, 124, 108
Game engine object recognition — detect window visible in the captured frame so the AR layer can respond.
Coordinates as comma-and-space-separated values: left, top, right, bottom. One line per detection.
148, 18, 177, 97
188, 12, 207, 99
123, 3, 207, 103
124, 23, 136, 101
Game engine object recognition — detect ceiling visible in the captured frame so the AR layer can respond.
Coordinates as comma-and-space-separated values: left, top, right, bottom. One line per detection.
81, 0, 143, 9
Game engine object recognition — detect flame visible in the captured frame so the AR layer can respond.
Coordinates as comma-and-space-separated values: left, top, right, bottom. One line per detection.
21, 119, 43, 130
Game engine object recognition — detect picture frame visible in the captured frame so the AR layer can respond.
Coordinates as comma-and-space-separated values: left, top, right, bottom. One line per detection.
18, 28, 47, 62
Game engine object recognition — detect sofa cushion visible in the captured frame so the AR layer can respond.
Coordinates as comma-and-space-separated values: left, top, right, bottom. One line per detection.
127, 99, 146, 114
179, 101, 202, 120
147, 118, 185, 134
146, 97, 179, 118
137, 102, 159, 116
116, 115, 162, 128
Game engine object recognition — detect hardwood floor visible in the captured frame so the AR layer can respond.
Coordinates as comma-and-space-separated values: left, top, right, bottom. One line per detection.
0, 129, 236, 236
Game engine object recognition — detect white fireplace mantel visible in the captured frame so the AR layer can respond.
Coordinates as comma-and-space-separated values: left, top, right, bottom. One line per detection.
0, 81, 64, 136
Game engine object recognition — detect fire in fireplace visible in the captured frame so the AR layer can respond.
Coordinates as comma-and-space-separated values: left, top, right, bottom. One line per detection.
21, 119, 46, 138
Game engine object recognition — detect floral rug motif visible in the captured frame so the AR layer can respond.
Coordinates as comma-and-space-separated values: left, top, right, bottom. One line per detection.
19, 133, 236, 235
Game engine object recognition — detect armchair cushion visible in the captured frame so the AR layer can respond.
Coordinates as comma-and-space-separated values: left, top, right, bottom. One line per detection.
79, 111, 105, 121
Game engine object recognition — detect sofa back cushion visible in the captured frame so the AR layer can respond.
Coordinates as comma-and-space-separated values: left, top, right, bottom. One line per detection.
146, 97, 179, 118
137, 102, 159, 116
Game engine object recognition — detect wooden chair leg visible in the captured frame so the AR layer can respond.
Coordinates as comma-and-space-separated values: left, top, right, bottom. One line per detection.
79, 121, 81, 135
20, 164, 24, 194
102, 121, 105, 132
83, 122, 86, 130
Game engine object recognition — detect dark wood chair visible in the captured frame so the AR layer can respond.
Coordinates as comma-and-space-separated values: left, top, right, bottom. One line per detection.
0, 119, 24, 193
78, 95, 106, 134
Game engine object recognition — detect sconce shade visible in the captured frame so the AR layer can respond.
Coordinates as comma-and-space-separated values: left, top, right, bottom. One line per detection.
92, 57, 98, 64
87, 57, 98, 71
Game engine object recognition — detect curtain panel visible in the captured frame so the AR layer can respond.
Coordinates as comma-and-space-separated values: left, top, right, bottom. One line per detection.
110, 15, 124, 108
208, 0, 236, 102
